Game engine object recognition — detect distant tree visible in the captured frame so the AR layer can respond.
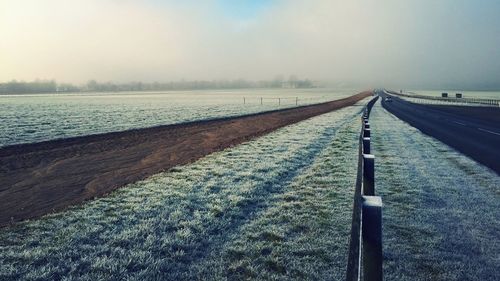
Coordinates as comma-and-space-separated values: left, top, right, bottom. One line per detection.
0, 76, 316, 94
271, 75, 284, 88
288, 75, 298, 88
87, 80, 98, 91
296, 79, 313, 88
57, 83, 80, 92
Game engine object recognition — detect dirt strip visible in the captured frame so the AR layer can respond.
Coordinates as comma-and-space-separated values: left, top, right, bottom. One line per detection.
0, 91, 371, 227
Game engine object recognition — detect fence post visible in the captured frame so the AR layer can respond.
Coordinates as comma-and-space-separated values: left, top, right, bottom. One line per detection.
244, 97, 246, 104
362, 196, 383, 281
364, 128, 371, 138
260, 97, 263, 105
363, 154, 375, 195
363, 137, 371, 154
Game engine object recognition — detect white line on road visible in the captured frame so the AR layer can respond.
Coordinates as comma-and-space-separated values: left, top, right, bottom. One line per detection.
453, 121, 467, 126
477, 127, 500, 136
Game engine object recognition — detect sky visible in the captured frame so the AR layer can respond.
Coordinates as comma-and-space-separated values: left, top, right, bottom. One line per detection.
1, 0, 499, 90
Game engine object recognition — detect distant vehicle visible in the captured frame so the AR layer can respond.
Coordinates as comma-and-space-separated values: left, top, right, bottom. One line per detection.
385, 96, 393, 102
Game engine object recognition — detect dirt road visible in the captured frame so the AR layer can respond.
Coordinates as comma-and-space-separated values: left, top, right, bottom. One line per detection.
0, 91, 371, 227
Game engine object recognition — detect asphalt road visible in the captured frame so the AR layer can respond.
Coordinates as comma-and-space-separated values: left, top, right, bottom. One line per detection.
379, 91, 500, 174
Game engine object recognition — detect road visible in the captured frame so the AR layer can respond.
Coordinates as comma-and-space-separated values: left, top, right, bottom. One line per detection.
379, 91, 500, 174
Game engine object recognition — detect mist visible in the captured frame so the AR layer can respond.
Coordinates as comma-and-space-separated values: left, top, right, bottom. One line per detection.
1, 0, 499, 90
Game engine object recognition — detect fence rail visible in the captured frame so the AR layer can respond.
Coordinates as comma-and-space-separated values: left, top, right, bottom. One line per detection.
386, 90, 500, 107
346, 95, 382, 281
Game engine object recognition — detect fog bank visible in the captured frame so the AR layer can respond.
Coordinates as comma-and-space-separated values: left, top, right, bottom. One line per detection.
1, 0, 499, 89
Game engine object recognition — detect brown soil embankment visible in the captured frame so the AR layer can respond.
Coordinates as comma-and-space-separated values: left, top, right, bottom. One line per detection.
0, 91, 371, 227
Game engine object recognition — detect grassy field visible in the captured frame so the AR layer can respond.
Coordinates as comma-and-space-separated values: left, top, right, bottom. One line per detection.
0, 99, 368, 280
0, 89, 353, 147
371, 101, 500, 280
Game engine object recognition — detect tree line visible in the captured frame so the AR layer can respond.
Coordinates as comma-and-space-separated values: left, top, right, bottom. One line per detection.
0, 77, 314, 94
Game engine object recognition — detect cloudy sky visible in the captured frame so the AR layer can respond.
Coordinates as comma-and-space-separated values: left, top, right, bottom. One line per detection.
1, 0, 499, 89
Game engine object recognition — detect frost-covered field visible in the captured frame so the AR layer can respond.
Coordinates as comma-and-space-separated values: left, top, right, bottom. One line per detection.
0, 99, 368, 280
0, 88, 352, 147
370, 101, 500, 280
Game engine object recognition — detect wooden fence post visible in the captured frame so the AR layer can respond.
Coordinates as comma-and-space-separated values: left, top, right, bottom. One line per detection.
363, 154, 375, 195
364, 128, 371, 138
363, 137, 371, 154
362, 196, 383, 281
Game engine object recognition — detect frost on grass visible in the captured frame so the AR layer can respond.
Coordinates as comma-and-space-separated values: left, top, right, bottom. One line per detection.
195, 118, 361, 281
0, 99, 368, 280
0, 90, 353, 147
370, 101, 500, 281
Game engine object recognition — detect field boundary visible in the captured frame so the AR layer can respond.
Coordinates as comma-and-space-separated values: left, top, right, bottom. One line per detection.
346, 95, 383, 281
